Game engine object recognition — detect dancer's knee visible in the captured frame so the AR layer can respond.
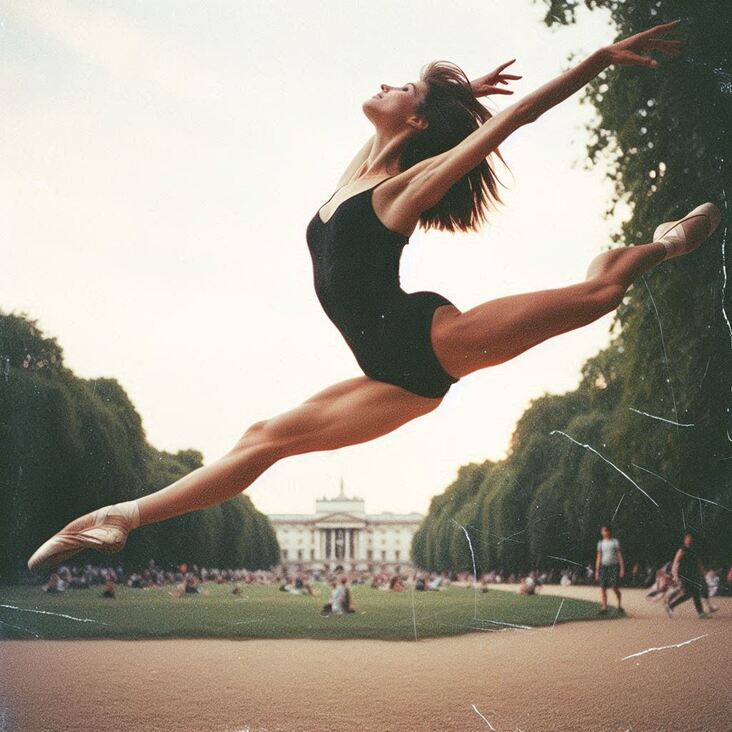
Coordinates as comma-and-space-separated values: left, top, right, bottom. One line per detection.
586, 279, 625, 313
236, 415, 319, 461
231, 419, 284, 459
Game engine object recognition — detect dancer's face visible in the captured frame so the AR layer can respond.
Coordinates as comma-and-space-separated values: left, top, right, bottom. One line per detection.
601, 527, 611, 539
362, 80, 429, 132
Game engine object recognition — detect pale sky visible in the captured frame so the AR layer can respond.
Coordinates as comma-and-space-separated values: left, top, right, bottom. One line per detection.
1, 1, 625, 516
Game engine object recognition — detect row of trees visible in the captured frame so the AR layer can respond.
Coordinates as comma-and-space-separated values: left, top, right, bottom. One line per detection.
0, 311, 280, 580
412, 0, 731, 572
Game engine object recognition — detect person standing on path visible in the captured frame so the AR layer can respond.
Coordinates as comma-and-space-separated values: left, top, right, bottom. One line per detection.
595, 525, 625, 615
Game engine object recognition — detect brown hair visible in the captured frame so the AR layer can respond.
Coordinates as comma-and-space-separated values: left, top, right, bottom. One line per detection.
399, 60, 509, 234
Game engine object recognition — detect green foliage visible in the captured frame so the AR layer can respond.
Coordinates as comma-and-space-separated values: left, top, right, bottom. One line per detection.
413, 1, 731, 572
0, 310, 279, 579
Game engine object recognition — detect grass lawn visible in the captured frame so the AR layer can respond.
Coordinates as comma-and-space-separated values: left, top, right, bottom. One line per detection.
0, 583, 620, 641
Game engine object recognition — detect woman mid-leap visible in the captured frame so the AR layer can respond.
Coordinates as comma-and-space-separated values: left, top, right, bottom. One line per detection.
28, 20, 720, 574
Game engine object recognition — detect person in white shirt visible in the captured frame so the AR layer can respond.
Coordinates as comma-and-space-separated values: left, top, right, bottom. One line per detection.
595, 525, 625, 615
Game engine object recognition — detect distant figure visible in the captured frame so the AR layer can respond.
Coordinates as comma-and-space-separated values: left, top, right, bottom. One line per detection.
665, 532, 710, 619
389, 575, 405, 592
701, 569, 719, 613
168, 574, 207, 598
98, 579, 116, 599
43, 573, 66, 594
595, 525, 625, 614
646, 563, 673, 602
321, 579, 341, 615
518, 573, 538, 596
340, 576, 356, 613
427, 572, 444, 591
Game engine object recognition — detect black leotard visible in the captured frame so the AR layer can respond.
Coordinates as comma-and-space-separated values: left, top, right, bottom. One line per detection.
305, 176, 459, 399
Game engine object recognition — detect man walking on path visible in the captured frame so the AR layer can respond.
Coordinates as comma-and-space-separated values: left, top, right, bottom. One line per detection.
665, 532, 710, 619
595, 525, 625, 615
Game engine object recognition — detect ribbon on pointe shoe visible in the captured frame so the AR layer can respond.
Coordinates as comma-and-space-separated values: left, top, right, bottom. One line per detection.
653, 203, 721, 260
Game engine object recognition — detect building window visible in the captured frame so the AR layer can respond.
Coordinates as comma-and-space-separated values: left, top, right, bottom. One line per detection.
367, 550, 373, 561
381, 550, 386, 561
310, 549, 314, 560
395, 550, 400, 561
283, 549, 288, 560
297, 549, 303, 561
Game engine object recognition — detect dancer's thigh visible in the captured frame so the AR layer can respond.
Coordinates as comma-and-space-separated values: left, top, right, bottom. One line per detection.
254, 375, 443, 455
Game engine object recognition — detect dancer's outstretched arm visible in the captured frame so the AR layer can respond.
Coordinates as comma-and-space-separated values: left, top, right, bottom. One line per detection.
408, 20, 681, 211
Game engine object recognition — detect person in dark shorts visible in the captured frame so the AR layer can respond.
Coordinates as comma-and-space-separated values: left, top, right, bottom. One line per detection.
595, 525, 625, 614
665, 532, 709, 619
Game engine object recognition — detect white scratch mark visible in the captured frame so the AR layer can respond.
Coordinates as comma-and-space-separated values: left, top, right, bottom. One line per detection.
551, 598, 565, 630
474, 617, 533, 630
496, 528, 529, 545
551, 430, 659, 508
611, 493, 626, 522
449, 518, 479, 619
0, 603, 108, 625
0, 618, 42, 638
698, 355, 711, 389
720, 186, 732, 347
642, 276, 680, 429
629, 407, 694, 427
621, 634, 708, 661
471, 704, 497, 730
547, 555, 585, 568
411, 583, 418, 642
632, 463, 732, 512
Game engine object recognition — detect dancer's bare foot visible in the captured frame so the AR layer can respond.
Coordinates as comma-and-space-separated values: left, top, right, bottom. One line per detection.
653, 202, 721, 260
27, 501, 140, 574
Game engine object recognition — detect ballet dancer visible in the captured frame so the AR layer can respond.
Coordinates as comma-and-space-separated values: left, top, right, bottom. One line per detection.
28, 19, 721, 574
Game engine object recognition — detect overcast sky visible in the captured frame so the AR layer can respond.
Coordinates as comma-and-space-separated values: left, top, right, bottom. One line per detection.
2, 1, 626, 516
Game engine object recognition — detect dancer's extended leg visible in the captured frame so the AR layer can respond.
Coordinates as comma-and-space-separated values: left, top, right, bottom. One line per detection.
134, 376, 441, 525
28, 375, 444, 572
432, 201, 720, 377
432, 241, 668, 377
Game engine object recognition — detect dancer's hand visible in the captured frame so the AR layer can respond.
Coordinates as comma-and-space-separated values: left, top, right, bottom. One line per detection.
469, 59, 522, 97
600, 20, 682, 69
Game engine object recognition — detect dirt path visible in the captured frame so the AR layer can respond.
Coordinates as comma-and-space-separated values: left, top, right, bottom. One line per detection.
1, 586, 728, 731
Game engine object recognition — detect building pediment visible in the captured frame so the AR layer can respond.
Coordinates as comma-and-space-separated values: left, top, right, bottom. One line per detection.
314, 512, 367, 529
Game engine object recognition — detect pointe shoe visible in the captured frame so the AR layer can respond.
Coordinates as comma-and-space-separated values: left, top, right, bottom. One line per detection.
27, 501, 140, 575
653, 202, 721, 260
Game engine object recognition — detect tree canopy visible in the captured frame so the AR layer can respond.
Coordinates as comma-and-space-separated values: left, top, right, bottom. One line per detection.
412, 0, 731, 573
0, 311, 280, 580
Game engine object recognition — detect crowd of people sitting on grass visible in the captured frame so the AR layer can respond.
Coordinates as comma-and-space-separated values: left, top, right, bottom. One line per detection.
38, 559, 732, 603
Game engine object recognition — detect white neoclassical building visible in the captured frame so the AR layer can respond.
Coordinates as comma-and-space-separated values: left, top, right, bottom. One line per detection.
268, 480, 423, 572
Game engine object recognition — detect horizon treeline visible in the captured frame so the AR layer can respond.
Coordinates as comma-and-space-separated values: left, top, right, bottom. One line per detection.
0, 311, 280, 580
412, 0, 731, 573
